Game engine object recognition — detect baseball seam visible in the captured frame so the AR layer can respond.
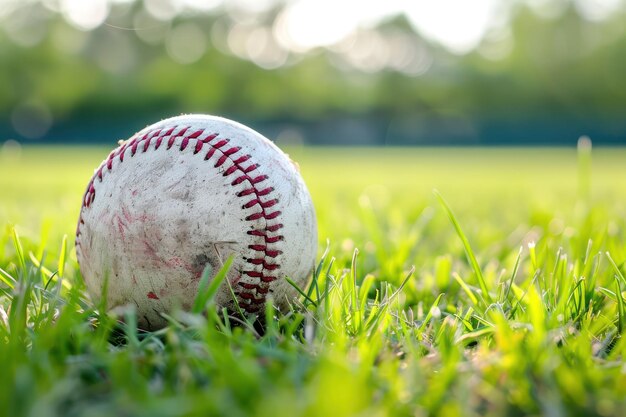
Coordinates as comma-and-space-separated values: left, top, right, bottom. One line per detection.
75, 125, 285, 313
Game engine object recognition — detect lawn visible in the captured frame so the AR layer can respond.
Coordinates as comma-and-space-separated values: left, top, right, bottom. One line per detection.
1, 145, 625, 416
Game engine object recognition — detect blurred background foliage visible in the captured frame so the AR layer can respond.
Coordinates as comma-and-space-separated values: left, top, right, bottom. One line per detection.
0, 0, 625, 145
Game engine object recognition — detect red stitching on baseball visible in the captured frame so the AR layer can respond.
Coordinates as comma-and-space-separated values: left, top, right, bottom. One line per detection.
106, 151, 115, 170
246, 230, 265, 237
224, 165, 239, 176
223, 146, 241, 156
236, 186, 274, 198
244, 164, 259, 174
245, 212, 264, 221
266, 223, 283, 232
248, 244, 267, 251
260, 199, 278, 208
168, 127, 187, 149
188, 129, 204, 139
230, 176, 247, 186
245, 258, 279, 270
264, 249, 283, 258
180, 137, 190, 151
131, 139, 140, 156
265, 236, 284, 243
265, 210, 281, 219
119, 143, 129, 162
155, 128, 173, 150
75, 124, 285, 314
252, 175, 269, 184
214, 154, 229, 167
204, 146, 217, 160
237, 292, 266, 304
237, 189, 254, 197
243, 271, 263, 278
142, 132, 155, 152
231, 174, 268, 186
241, 271, 277, 283
194, 134, 219, 154
233, 154, 251, 164
238, 282, 270, 294
212, 139, 229, 148
242, 199, 260, 209
246, 230, 284, 243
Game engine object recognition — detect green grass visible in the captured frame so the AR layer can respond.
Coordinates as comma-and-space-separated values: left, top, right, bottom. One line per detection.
1, 145, 626, 417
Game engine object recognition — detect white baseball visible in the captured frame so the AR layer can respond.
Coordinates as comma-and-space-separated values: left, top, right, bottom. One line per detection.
75, 114, 317, 329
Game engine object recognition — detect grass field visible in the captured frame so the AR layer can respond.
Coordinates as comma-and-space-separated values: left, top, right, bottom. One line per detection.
1, 145, 626, 416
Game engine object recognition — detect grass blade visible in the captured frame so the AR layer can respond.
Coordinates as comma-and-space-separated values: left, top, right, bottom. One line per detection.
286, 276, 318, 307
503, 246, 523, 303
606, 252, 626, 287
615, 278, 624, 334
57, 234, 67, 279
225, 277, 247, 320
308, 238, 330, 301
453, 272, 479, 306
0, 266, 16, 289
418, 292, 445, 333
434, 190, 492, 303
28, 252, 72, 290
11, 226, 26, 273
350, 248, 360, 331
192, 255, 233, 314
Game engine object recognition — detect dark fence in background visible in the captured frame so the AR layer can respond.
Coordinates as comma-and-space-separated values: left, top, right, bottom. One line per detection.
1, 114, 624, 146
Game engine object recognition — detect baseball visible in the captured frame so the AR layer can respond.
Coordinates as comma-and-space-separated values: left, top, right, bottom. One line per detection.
75, 114, 317, 329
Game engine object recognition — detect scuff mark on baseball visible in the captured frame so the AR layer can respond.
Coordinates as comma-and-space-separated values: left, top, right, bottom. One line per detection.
75, 114, 318, 329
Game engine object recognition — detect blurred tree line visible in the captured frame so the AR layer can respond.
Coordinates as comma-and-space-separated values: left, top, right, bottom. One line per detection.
0, 0, 625, 145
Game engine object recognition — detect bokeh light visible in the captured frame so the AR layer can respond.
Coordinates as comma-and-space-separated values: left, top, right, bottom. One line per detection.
405, 0, 502, 54
144, 0, 181, 21
166, 22, 208, 64
575, 0, 623, 21
61, 0, 110, 31
274, 0, 362, 52
11, 100, 53, 140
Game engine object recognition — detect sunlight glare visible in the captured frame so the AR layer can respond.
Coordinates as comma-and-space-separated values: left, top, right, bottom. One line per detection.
575, 0, 624, 21
274, 0, 359, 52
404, 0, 499, 54
274, 0, 499, 54
60, 0, 109, 30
